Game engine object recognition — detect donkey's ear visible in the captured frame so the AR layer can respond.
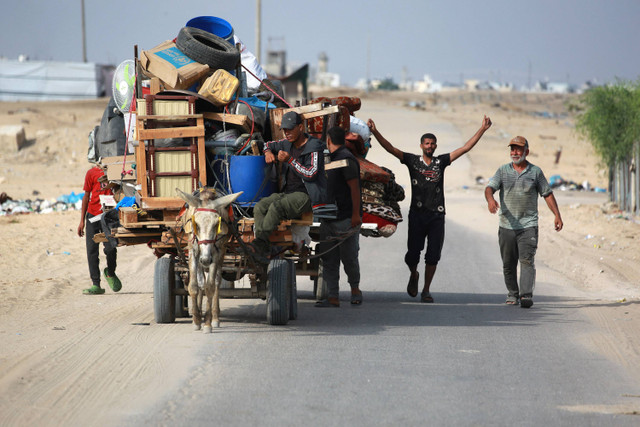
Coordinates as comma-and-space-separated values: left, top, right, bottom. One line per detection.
176, 188, 201, 208
213, 191, 243, 209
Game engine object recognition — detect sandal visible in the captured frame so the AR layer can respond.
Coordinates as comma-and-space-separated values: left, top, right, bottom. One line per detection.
505, 296, 519, 305
83, 285, 105, 295
350, 289, 363, 305
421, 292, 434, 303
520, 296, 533, 308
103, 268, 122, 292
407, 272, 419, 297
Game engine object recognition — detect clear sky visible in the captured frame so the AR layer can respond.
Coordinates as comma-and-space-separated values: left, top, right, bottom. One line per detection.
1, 0, 639, 88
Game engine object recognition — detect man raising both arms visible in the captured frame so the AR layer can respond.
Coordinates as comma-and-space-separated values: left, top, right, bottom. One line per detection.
367, 116, 492, 302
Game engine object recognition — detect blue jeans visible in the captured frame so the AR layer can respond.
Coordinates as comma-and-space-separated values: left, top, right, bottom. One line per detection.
498, 227, 538, 298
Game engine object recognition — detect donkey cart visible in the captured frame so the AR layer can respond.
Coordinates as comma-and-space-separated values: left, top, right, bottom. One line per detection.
150, 208, 319, 327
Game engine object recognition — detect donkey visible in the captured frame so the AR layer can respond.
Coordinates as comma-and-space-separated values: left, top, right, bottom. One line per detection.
177, 188, 242, 333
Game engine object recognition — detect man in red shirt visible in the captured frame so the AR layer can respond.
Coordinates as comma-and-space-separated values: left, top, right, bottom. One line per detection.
77, 165, 121, 294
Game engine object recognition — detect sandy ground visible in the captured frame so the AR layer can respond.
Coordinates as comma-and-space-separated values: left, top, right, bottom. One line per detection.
1, 90, 639, 424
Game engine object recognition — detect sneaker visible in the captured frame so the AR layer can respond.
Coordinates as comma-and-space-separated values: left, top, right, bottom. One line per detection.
103, 268, 122, 292
520, 296, 533, 308
83, 285, 105, 295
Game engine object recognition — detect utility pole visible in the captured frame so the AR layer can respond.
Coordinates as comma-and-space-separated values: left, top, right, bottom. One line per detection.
81, 0, 87, 62
366, 34, 371, 92
255, 0, 261, 64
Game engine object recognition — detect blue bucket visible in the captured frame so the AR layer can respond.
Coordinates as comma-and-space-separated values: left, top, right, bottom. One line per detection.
229, 155, 274, 206
186, 16, 235, 46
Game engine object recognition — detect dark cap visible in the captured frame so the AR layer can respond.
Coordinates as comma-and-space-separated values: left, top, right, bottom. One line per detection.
508, 136, 528, 147
280, 111, 302, 130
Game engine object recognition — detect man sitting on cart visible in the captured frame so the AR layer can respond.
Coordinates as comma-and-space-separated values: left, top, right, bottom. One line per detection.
251, 111, 328, 262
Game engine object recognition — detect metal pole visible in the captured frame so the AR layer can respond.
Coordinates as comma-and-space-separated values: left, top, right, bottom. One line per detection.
255, 0, 262, 64
81, 0, 87, 63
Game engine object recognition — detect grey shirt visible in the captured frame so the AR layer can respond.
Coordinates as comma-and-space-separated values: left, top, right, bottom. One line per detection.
487, 162, 552, 230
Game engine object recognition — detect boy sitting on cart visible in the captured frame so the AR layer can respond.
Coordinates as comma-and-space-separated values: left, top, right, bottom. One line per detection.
250, 111, 328, 262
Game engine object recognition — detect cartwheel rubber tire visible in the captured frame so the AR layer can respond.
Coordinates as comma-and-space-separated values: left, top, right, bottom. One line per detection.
154, 256, 176, 324
174, 271, 189, 318
288, 259, 298, 320
176, 26, 240, 71
266, 259, 290, 325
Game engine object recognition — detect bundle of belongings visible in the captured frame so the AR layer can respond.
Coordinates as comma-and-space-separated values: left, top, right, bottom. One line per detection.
307, 96, 405, 237
89, 15, 283, 162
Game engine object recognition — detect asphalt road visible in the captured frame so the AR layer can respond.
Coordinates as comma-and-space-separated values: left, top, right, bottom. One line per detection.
124, 196, 640, 427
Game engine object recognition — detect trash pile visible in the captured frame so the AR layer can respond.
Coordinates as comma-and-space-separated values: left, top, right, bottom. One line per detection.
0, 191, 83, 216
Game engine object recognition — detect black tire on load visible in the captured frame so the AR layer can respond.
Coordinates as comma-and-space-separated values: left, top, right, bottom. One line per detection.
288, 260, 298, 320
266, 259, 290, 325
176, 27, 240, 71
154, 256, 176, 324
174, 271, 189, 318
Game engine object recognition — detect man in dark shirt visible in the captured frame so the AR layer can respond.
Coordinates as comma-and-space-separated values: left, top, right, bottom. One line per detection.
368, 116, 492, 302
252, 111, 327, 261
315, 127, 362, 307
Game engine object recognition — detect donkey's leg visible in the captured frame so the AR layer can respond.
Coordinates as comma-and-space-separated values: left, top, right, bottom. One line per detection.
203, 286, 214, 334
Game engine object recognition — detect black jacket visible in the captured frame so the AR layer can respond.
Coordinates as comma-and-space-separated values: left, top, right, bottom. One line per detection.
264, 136, 328, 207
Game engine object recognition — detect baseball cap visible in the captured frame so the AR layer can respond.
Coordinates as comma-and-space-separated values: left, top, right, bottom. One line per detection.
508, 136, 528, 147
280, 111, 302, 130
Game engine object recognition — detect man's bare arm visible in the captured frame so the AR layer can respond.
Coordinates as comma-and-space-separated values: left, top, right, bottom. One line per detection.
367, 119, 403, 161
450, 115, 492, 162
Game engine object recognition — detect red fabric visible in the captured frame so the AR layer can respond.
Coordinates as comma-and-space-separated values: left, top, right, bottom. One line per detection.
362, 212, 395, 227
306, 96, 361, 134
83, 166, 112, 216
357, 158, 391, 184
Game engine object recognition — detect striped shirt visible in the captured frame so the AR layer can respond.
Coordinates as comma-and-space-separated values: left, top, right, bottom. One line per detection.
487, 162, 552, 230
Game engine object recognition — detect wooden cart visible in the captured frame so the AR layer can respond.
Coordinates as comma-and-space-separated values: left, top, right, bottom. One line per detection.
96, 95, 342, 326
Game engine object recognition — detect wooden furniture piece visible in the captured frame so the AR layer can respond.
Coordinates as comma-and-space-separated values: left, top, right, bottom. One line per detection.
135, 95, 206, 200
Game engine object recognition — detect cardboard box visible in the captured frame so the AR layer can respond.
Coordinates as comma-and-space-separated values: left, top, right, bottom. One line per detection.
140, 41, 210, 90
101, 155, 137, 181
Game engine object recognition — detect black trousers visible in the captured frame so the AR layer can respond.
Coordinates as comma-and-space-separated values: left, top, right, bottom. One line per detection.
85, 213, 117, 286
404, 209, 445, 268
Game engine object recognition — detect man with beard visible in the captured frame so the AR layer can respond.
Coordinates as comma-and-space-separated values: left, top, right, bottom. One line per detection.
485, 136, 563, 308
368, 116, 492, 303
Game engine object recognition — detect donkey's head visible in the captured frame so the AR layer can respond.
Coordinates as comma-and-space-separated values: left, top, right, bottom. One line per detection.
177, 189, 243, 268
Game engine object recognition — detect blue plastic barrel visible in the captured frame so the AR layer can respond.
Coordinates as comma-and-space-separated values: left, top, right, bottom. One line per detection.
186, 16, 235, 46
229, 155, 274, 206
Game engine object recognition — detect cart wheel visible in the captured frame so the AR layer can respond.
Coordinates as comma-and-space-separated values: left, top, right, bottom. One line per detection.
314, 258, 327, 301
220, 278, 235, 289
266, 259, 290, 325
288, 260, 297, 320
154, 256, 176, 324
174, 271, 189, 318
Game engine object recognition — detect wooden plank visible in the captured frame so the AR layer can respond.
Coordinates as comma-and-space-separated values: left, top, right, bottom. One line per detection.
202, 112, 252, 133
281, 104, 323, 115
196, 117, 206, 188
300, 105, 340, 119
140, 197, 185, 210
137, 114, 203, 121
119, 207, 138, 226
135, 145, 148, 197
137, 124, 204, 140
